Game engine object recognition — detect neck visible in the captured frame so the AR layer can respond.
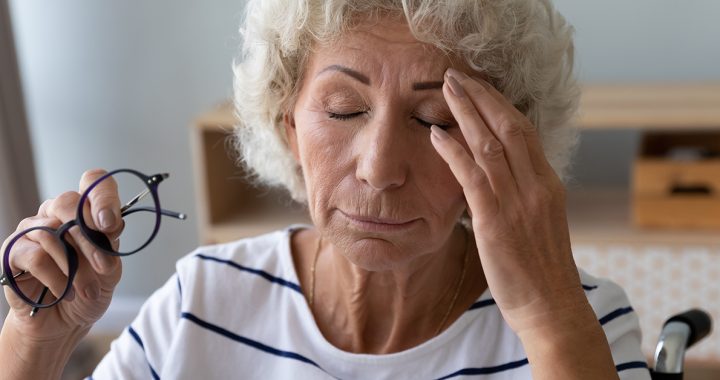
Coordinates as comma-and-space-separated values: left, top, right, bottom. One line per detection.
296, 225, 485, 354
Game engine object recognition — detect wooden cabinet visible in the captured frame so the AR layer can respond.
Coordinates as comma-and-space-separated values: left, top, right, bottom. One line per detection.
190, 103, 309, 244
568, 83, 720, 247
569, 82, 720, 367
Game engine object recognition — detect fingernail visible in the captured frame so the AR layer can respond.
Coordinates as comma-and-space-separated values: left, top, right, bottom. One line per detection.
65, 287, 76, 302
446, 67, 468, 80
431, 125, 449, 140
446, 75, 465, 98
99, 209, 115, 231
84, 284, 100, 300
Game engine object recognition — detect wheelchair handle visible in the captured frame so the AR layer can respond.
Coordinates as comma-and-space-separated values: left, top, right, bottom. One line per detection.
652, 309, 712, 378
665, 309, 712, 349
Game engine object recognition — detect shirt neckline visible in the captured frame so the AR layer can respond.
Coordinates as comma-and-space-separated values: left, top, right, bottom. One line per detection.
278, 223, 494, 365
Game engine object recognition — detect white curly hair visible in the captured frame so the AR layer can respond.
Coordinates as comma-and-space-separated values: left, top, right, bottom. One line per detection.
232, 0, 580, 203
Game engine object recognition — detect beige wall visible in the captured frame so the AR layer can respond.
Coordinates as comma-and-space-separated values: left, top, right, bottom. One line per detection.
1, 0, 39, 321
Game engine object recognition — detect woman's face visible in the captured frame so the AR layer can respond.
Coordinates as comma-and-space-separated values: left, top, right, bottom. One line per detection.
287, 18, 471, 271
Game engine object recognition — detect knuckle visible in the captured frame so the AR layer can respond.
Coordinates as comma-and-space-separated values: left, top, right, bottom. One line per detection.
92, 191, 118, 206
37, 199, 54, 214
521, 119, 538, 134
497, 117, 524, 138
17, 216, 36, 231
26, 249, 53, 272
55, 191, 81, 205
80, 168, 110, 191
481, 139, 505, 159
81, 168, 108, 182
453, 96, 476, 114
48, 191, 81, 215
466, 80, 489, 98
527, 185, 562, 209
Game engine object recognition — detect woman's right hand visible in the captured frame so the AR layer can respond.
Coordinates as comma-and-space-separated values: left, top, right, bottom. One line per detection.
1, 169, 123, 342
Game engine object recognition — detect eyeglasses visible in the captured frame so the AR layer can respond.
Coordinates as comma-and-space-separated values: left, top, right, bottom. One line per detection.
1, 169, 186, 316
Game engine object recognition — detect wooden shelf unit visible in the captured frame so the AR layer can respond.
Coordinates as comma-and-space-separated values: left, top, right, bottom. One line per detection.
190, 84, 720, 245
577, 82, 720, 130
190, 102, 310, 244
571, 82, 720, 246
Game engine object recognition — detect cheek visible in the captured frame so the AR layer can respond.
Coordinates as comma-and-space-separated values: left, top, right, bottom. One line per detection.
418, 147, 466, 214
294, 121, 353, 208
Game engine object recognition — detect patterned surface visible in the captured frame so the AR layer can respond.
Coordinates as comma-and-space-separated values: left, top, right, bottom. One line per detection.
573, 243, 720, 362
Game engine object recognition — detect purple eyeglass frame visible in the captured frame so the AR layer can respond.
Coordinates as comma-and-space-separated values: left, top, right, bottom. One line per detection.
1, 168, 185, 315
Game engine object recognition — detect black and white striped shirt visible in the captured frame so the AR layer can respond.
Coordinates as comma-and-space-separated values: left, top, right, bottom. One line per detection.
91, 225, 651, 379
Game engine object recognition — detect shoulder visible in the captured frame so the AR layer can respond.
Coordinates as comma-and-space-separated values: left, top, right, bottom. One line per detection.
176, 225, 301, 277
173, 225, 307, 303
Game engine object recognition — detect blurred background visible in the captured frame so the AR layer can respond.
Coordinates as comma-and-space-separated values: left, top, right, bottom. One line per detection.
1, 0, 719, 378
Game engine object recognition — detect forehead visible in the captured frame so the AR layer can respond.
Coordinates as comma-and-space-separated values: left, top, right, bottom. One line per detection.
305, 18, 454, 81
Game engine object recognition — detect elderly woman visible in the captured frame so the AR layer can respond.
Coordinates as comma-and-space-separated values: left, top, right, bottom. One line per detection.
0, 0, 650, 379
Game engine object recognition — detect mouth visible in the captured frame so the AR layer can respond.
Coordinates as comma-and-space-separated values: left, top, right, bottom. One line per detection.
339, 210, 419, 232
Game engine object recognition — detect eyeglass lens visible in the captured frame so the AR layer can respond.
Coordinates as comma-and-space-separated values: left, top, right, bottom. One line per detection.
4, 171, 162, 308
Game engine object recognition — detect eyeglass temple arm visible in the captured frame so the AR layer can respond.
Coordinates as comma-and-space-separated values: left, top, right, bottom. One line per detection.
30, 288, 49, 317
0, 271, 45, 317
121, 206, 186, 220
121, 188, 150, 213
120, 175, 185, 220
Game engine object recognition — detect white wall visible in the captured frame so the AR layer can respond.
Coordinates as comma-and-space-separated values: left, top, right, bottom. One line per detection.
553, 0, 720, 188
9, 0, 246, 297
554, 0, 720, 82
7, 0, 720, 301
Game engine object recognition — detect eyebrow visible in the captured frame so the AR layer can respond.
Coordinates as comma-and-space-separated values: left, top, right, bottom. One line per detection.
316, 64, 443, 91
412, 81, 444, 91
317, 65, 370, 85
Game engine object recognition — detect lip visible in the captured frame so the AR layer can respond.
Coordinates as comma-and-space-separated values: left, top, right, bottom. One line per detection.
339, 210, 419, 232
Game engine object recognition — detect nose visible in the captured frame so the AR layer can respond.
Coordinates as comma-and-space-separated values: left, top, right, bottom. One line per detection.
355, 116, 409, 191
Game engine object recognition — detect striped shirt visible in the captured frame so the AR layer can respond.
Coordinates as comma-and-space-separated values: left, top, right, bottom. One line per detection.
91, 225, 651, 379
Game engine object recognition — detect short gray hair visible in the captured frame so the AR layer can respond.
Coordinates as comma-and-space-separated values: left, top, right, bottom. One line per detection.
233, 0, 580, 203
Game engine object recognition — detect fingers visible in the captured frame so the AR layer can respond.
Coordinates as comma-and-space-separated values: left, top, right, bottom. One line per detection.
449, 70, 537, 184
79, 169, 122, 234
12, 218, 109, 302
430, 125, 499, 223
442, 70, 519, 201
40, 192, 113, 273
6, 238, 70, 301
449, 68, 557, 182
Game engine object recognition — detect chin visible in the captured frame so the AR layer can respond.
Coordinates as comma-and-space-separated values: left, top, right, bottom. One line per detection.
331, 233, 423, 272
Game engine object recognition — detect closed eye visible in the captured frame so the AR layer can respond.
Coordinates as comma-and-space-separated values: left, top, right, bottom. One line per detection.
414, 117, 450, 130
328, 112, 451, 130
328, 112, 364, 120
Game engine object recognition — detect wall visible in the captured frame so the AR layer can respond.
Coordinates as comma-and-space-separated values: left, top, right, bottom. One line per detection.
9, 0, 246, 298
7, 0, 720, 331
553, 0, 720, 189
553, 0, 720, 362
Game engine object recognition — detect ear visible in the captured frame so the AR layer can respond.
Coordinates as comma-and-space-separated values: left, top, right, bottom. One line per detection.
283, 112, 300, 161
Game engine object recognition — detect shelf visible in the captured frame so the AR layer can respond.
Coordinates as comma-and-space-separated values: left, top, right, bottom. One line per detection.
566, 187, 720, 247
578, 83, 720, 130
193, 101, 236, 131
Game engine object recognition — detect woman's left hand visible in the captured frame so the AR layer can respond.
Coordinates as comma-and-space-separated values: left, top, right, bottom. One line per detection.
430, 68, 590, 336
